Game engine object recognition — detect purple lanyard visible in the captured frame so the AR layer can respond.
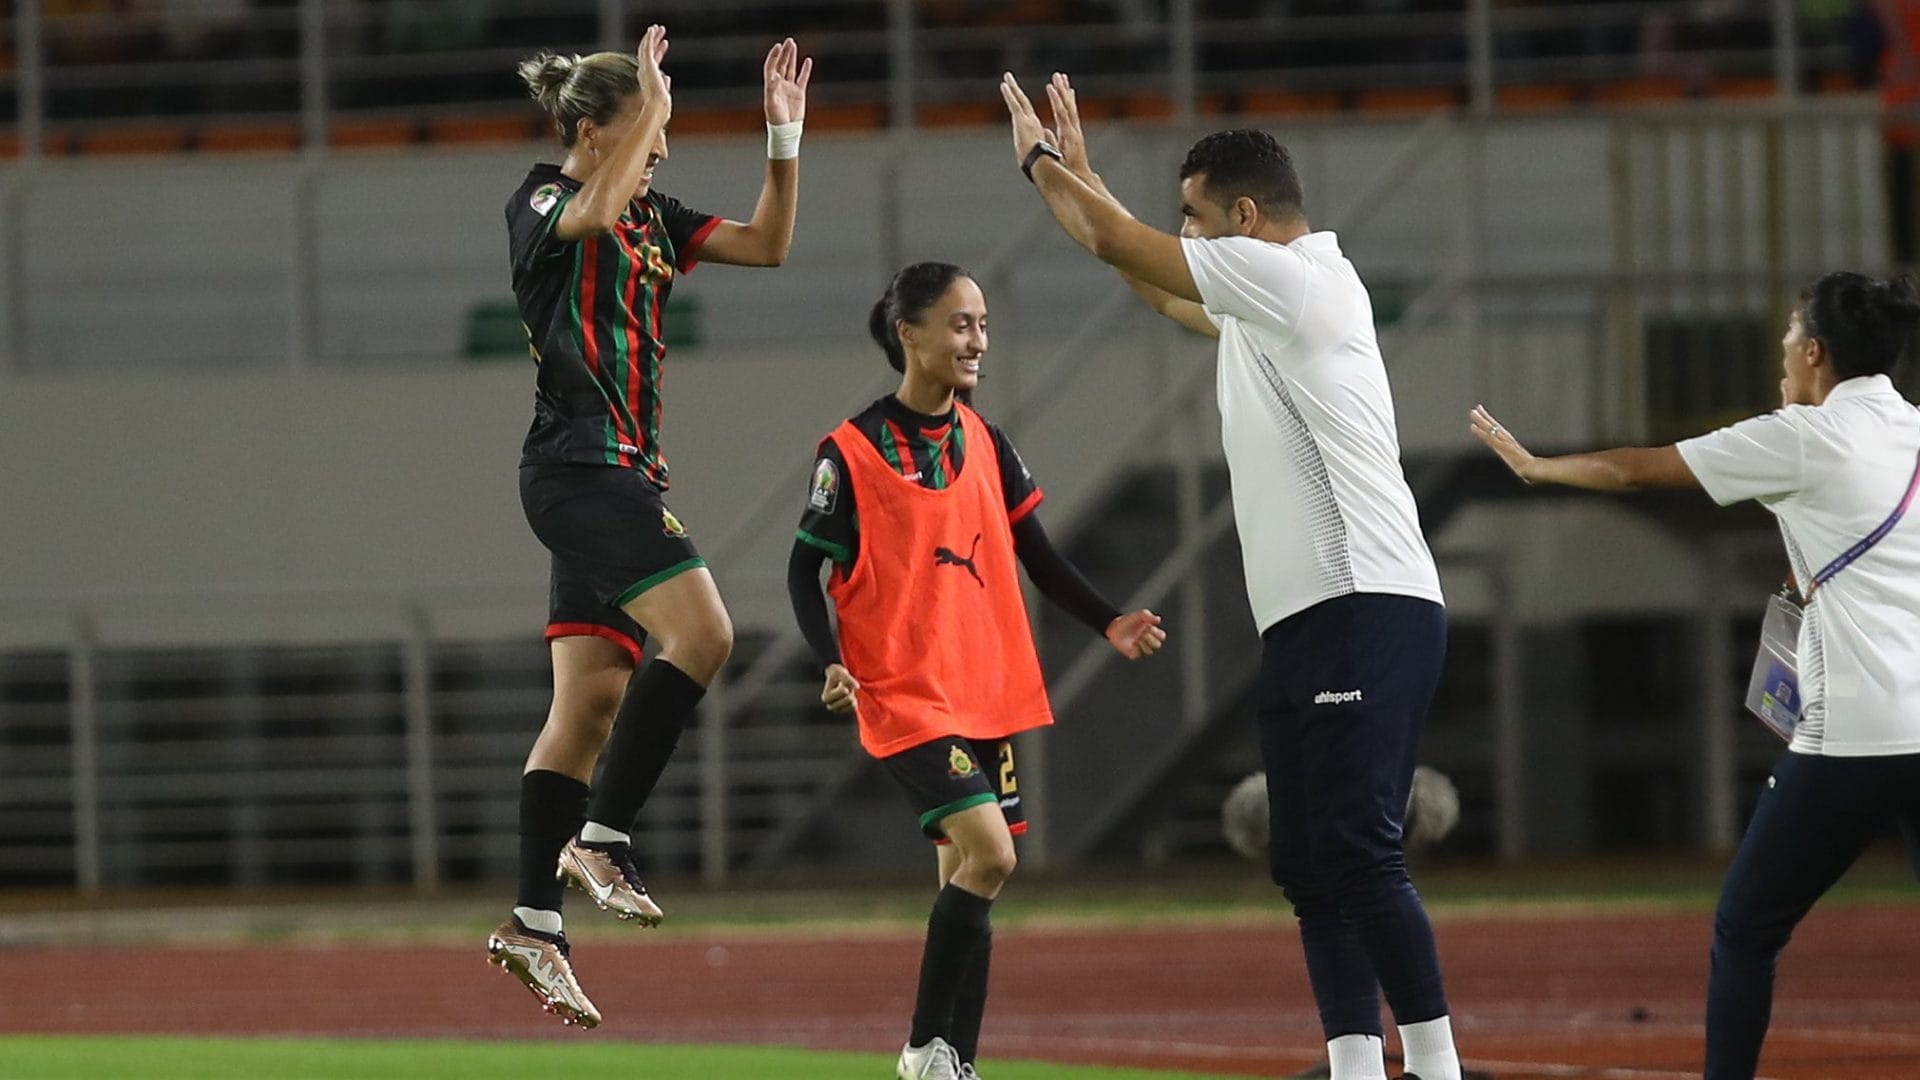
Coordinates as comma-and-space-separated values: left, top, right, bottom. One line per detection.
1807, 447, 1920, 596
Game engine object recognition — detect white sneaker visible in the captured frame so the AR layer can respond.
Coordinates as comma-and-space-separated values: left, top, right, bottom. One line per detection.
958, 1065, 982, 1079
896, 1037, 962, 1080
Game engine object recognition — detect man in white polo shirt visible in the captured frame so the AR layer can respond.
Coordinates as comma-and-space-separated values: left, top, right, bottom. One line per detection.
1470, 270, 1920, 1078
1001, 74, 1462, 1080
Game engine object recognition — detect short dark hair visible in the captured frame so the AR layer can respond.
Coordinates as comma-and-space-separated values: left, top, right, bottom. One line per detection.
1179, 130, 1304, 218
868, 262, 972, 373
1800, 272, 1920, 380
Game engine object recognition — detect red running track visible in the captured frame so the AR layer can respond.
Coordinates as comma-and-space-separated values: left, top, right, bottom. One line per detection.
6, 904, 1918, 1078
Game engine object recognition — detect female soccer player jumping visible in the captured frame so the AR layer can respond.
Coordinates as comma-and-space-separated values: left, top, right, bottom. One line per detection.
789, 263, 1167, 1080
487, 25, 811, 1027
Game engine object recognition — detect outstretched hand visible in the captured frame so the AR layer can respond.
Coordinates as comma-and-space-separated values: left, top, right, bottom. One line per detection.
999, 73, 1056, 167
1469, 404, 1537, 483
637, 24, 671, 111
763, 37, 812, 124
1106, 609, 1167, 661
1045, 73, 1095, 180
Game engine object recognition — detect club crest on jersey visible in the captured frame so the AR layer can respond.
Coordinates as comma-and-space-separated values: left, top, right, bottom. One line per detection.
661, 509, 688, 538
529, 182, 562, 216
809, 459, 839, 513
947, 746, 978, 779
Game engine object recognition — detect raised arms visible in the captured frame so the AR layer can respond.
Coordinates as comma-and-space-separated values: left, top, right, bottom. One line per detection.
696, 38, 812, 268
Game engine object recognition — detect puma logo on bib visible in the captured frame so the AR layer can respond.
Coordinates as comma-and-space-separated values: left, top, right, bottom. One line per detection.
934, 534, 984, 587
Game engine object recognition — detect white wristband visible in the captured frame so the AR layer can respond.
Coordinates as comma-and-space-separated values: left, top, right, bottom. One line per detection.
767, 120, 803, 160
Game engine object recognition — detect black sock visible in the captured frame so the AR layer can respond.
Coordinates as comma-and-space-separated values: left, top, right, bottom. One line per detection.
949, 920, 993, 1064
516, 769, 590, 912
909, 884, 994, 1048
583, 659, 706, 834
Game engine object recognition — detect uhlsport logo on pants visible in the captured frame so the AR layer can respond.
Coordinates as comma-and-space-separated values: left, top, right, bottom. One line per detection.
1314, 689, 1364, 706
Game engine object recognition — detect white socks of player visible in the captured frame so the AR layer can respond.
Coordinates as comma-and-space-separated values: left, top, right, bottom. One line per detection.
1327, 1034, 1388, 1080
580, 822, 630, 845
513, 906, 563, 935
1398, 1015, 1462, 1080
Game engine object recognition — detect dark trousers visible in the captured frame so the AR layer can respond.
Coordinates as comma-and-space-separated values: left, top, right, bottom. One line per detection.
1257, 592, 1451, 1040
1706, 749, 1920, 1079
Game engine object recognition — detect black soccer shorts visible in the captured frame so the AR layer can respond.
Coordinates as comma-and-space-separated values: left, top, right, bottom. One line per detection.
881, 735, 1027, 843
519, 462, 706, 661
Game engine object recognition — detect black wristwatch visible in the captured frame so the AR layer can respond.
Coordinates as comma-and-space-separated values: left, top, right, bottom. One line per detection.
1021, 141, 1064, 182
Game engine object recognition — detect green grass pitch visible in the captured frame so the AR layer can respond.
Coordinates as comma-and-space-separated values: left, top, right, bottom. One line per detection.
0, 1036, 1247, 1080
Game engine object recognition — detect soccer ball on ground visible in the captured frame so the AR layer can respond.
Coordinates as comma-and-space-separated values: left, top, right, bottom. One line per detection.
1219, 765, 1460, 862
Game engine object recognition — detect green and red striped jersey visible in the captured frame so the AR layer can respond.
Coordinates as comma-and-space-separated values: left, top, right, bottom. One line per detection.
507, 163, 720, 487
796, 395, 1042, 567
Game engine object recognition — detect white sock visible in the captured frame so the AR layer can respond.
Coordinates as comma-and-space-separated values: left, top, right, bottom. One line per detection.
579, 822, 630, 845
513, 906, 563, 935
1327, 1034, 1388, 1080
1397, 1016, 1462, 1080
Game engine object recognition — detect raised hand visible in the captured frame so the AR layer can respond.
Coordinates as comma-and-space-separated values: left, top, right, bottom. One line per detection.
820, 662, 859, 713
637, 24, 671, 112
1045, 72, 1094, 179
999, 72, 1056, 166
764, 37, 812, 125
1469, 405, 1537, 483
1106, 609, 1167, 661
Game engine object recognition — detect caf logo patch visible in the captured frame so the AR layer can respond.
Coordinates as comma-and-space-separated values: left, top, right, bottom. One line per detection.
947, 745, 977, 778
808, 458, 838, 513
529, 182, 562, 216
661, 509, 688, 538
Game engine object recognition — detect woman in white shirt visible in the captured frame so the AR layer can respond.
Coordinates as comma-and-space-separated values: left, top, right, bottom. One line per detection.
1470, 272, 1920, 1079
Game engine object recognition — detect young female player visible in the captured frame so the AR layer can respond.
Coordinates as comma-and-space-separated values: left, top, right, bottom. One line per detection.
1472, 273, 1920, 1078
487, 25, 812, 1027
789, 262, 1168, 1079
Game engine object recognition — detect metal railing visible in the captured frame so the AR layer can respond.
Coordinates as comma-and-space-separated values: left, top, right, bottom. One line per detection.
0, 0, 1861, 147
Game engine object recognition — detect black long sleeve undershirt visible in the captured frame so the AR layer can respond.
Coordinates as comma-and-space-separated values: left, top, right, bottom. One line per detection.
786, 513, 1124, 670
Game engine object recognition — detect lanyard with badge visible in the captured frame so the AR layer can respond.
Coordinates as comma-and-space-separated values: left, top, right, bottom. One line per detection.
1745, 449, 1920, 739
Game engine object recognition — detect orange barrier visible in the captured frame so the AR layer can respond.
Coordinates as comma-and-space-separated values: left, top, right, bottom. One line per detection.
1355, 87, 1460, 112
76, 125, 189, 155
1121, 93, 1176, 120
1240, 89, 1343, 116
199, 121, 301, 153
917, 100, 1001, 128
425, 113, 538, 145
664, 106, 762, 136
18, 73, 1885, 159
1496, 83, 1577, 112
328, 118, 417, 148
1708, 76, 1779, 100
1589, 76, 1692, 104
806, 102, 887, 131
